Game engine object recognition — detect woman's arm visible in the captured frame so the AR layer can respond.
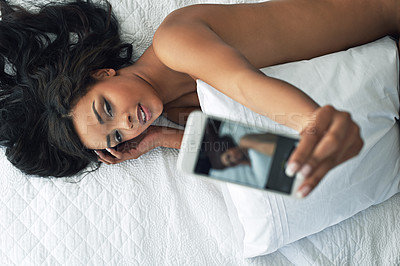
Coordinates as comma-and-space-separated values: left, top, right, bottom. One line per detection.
153, 1, 378, 196
95, 126, 184, 165
154, 0, 396, 126
154, 6, 319, 131
239, 134, 277, 157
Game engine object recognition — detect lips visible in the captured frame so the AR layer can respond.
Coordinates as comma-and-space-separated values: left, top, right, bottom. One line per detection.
141, 104, 152, 121
137, 103, 152, 125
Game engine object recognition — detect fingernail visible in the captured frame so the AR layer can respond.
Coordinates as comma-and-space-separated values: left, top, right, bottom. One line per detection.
296, 185, 311, 198
285, 162, 300, 177
106, 148, 111, 152
297, 164, 312, 180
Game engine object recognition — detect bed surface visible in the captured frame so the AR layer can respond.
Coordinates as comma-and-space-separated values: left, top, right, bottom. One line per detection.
1, 135, 399, 265
1, 134, 399, 265
1, 0, 400, 265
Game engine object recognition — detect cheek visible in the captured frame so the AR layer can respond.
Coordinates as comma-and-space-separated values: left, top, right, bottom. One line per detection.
84, 126, 109, 149
120, 127, 146, 142
220, 153, 229, 166
74, 118, 109, 149
229, 150, 239, 160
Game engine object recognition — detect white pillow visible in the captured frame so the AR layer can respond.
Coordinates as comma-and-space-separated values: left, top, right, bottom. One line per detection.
197, 37, 400, 257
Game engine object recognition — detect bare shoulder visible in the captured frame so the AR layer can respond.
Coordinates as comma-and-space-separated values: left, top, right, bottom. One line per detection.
152, 3, 261, 85
152, 3, 271, 101
152, 4, 232, 72
153, 1, 308, 72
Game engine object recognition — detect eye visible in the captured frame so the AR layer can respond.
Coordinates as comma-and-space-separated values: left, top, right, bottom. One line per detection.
104, 98, 113, 117
115, 130, 122, 143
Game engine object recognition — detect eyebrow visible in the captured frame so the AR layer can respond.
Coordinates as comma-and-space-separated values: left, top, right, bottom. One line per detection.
92, 101, 104, 125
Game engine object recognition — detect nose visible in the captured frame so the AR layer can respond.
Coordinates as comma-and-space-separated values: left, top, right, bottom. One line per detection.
120, 113, 133, 129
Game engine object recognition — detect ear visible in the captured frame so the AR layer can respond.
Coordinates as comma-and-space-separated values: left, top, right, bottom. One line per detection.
91, 69, 116, 80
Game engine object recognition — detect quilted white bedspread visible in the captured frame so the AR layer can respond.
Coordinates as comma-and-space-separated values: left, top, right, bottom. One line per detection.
1, 119, 399, 265
1, 0, 400, 265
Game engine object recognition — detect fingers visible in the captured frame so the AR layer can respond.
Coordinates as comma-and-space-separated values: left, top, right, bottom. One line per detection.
93, 126, 165, 165
105, 148, 123, 159
309, 111, 352, 165
94, 149, 123, 165
94, 150, 111, 165
335, 123, 363, 163
286, 105, 364, 198
285, 106, 334, 175
296, 138, 362, 198
295, 157, 336, 198
94, 145, 148, 165
289, 106, 342, 168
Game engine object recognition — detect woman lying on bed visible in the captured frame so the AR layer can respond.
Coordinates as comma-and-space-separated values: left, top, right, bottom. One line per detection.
0, 0, 397, 197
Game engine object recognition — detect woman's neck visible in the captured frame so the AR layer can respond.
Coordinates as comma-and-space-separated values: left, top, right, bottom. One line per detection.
121, 45, 197, 105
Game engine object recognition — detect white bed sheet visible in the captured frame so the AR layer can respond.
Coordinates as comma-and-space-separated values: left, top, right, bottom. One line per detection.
1, 0, 399, 265
0, 118, 290, 266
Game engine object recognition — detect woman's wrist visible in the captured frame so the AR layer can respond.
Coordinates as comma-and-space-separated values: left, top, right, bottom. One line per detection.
292, 111, 318, 133
268, 109, 317, 133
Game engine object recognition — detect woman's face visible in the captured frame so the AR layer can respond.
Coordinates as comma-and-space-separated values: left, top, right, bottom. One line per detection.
72, 69, 163, 149
220, 147, 248, 167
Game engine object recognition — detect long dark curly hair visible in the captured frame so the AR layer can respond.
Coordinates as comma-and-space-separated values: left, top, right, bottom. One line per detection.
0, 0, 133, 177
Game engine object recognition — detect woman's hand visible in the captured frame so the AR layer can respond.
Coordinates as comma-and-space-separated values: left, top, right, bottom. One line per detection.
95, 126, 183, 165
285, 105, 364, 198
94, 126, 162, 165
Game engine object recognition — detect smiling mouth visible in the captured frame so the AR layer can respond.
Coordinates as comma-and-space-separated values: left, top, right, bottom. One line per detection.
138, 104, 146, 125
